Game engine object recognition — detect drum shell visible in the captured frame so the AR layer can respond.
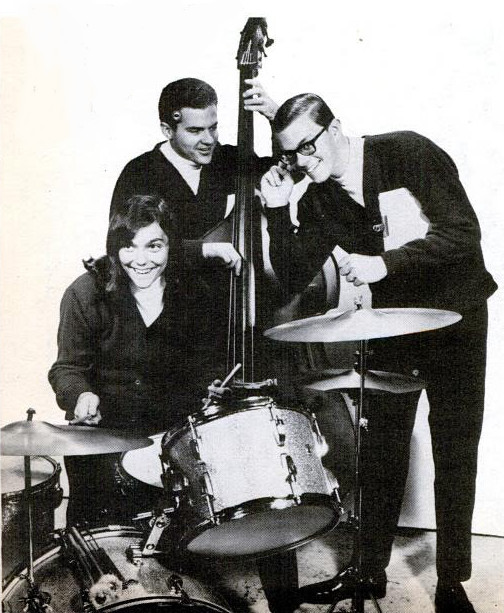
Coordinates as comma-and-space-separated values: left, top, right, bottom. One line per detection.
1, 455, 63, 582
1, 527, 234, 613
168, 404, 329, 511
163, 401, 339, 556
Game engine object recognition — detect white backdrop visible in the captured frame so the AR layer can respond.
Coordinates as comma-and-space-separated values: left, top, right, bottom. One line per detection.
1, 0, 503, 536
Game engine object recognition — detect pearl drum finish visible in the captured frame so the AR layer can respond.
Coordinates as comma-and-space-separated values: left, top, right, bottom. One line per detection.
161, 399, 340, 557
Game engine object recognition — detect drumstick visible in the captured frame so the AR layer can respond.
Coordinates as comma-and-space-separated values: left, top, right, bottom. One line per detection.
202, 363, 242, 409
220, 363, 242, 387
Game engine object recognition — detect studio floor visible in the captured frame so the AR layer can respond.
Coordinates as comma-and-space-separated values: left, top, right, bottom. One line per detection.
194, 525, 504, 613
3, 497, 503, 612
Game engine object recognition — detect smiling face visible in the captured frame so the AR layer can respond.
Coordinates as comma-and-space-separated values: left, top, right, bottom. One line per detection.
118, 222, 169, 290
162, 105, 218, 166
276, 115, 347, 183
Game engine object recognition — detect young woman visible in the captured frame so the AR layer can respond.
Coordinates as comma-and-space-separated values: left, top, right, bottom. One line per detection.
49, 194, 200, 526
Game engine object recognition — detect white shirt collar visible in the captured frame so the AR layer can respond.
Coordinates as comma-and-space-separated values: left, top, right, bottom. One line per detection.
160, 140, 201, 195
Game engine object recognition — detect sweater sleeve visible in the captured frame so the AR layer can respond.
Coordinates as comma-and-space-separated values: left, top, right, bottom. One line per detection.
48, 279, 98, 415
380, 132, 482, 276
265, 188, 343, 298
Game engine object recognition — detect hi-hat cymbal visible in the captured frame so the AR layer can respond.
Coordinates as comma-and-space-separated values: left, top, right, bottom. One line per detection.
264, 307, 462, 343
302, 369, 425, 394
0, 420, 154, 456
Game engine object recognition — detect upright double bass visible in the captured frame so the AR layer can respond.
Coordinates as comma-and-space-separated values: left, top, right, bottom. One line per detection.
204, 17, 275, 387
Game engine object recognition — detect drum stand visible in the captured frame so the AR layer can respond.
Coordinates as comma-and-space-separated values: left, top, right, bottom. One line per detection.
329, 339, 383, 613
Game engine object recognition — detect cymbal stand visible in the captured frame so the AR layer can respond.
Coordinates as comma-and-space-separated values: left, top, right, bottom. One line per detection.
329, 336, 383, 613
21, 408, 53, 612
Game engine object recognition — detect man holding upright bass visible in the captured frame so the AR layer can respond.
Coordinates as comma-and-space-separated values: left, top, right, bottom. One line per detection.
261, 93, 496, 613
109, 77, 303, 613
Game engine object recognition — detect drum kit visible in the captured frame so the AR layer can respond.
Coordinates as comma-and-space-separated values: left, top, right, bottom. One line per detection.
1, 304, 461, 613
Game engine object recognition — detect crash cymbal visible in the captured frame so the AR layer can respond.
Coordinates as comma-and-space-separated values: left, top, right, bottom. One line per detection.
0, 420, 154, 456
264, 307, 462, 343
302, 369, 425, 394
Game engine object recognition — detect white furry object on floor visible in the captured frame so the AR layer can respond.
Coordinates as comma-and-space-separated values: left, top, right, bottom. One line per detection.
88, 574, 150, 608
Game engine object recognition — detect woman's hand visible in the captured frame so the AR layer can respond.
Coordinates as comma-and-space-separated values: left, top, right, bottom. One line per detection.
71, 392, 102, 425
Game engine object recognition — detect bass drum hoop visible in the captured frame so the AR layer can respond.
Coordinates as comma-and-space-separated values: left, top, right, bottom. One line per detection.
1, 526, 233, 613
98, 596, 232, 612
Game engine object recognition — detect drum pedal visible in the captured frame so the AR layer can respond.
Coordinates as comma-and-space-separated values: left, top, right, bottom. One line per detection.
128, 510, 173, 560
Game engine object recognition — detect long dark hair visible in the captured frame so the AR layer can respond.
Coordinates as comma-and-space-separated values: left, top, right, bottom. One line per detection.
85, 195, 181, 294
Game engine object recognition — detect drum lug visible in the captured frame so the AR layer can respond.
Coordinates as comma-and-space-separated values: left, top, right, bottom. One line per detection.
188, 415, 202, 459
310, 411, 330, 456
311, 411, 323, 441
269, 406, 286, 446
331, 483, 345, 516
281, 453, 301, 502
199, 470, 217, 524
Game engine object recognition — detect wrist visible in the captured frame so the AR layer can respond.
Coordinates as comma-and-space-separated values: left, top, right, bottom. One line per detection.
377, 256, 388, 279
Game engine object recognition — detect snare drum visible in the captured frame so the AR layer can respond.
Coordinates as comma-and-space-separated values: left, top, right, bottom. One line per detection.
1, 526, 234, 613
1, 455, 63, 582
161, 397, 340, 557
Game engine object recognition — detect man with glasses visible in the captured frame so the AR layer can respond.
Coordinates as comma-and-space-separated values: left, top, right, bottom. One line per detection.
261, 93, 496, 613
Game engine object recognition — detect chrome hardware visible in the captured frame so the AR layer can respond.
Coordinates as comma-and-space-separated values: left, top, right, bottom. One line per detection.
270, 406, 286, 446
188, 415, 201, 459
199, 470, 216, 524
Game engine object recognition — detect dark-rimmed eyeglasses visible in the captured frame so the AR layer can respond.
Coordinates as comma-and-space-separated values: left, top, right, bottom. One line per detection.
279, 126, 327, 165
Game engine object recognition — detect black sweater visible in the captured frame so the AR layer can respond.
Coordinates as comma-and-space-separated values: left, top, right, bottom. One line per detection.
266, 131, 497, 312
48, 269, 201, 430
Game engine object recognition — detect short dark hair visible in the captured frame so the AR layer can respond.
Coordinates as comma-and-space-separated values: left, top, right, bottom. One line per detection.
158, 78, 218, 128
272, 93, 335, 134
104, 194, 179, 292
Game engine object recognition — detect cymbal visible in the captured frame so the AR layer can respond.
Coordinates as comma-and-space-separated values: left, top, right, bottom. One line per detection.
0, 420, 154, 456
302, 369, 425, 394
264, 307, 462, 343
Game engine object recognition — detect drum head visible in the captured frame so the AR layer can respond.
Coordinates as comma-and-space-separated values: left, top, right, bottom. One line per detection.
1, 456, 56, 494
186, 500, 339, 557
120, 433, 164, 488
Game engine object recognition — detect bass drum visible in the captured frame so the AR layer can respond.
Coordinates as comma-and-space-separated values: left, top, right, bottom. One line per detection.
1, 455, 63, 583
1, 527, 234, 613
